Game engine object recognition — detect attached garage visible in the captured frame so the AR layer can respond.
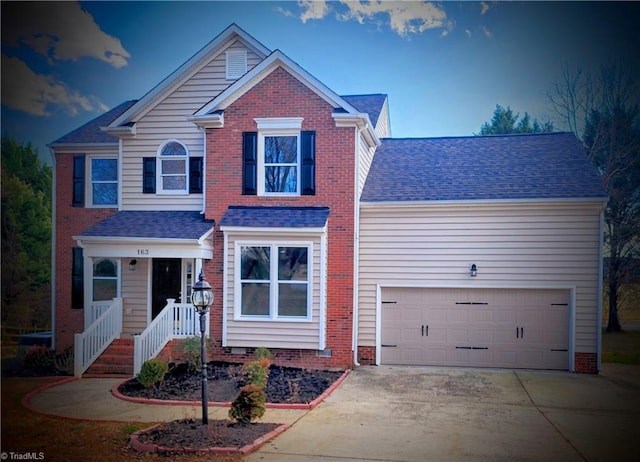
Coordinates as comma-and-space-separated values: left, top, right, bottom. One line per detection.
356, 133, 608, 373
380, 287, 570, 370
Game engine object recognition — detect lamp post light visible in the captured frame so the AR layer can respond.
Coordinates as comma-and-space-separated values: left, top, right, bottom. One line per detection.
191, 272, 213, 425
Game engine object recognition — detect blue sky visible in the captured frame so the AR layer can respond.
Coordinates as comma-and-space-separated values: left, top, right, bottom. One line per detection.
2, 1, 639, 163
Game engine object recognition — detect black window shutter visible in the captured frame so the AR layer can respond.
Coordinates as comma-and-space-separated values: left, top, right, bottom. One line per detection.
142, 157, 156, 193
189, 157, 203, 194
243, 132, 258, 195
71, 247, 84, 310
72, 155, 85, 207
301, 131, 316, 195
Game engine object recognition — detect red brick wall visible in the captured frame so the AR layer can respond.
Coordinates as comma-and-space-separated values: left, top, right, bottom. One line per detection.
574, 352, 598, 374
204, 67, 356, 369
357, 346, 376, 365
54, 153, 116, 351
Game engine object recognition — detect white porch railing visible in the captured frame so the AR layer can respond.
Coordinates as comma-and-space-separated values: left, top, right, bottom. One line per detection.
88, 301, 113, 326
133, 299, 210, 375
74, 297, 122, 378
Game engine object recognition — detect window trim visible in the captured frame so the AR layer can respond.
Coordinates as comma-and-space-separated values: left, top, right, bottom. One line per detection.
156, 139, 189, 195
234, 240, 313, 322
255, 118, 304, 197
92, 258, 119, 302
87, 156, 118, 208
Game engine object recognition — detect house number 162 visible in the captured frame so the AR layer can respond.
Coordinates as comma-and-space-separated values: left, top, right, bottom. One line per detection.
137, 249, 149, 256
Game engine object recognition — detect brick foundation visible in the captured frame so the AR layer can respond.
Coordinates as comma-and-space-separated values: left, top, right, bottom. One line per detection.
357, 346, 376, 365
574, 352, 598, 374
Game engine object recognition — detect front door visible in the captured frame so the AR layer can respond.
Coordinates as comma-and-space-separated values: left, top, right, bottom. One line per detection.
152, 259, 182, 319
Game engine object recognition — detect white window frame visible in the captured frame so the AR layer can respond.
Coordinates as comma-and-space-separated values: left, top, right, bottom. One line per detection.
92, 258, 120, 302
234, 240, 313, 322
87, 155, 118, 208
255, 118, 303, 197
157, 139, 189, 195
226, 49, 247, 80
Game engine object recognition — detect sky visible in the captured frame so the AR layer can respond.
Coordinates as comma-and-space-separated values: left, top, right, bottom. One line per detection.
2, 1, 639, 164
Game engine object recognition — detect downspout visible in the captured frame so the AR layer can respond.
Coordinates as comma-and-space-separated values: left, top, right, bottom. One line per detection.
50, 147, 57, 350
596, 207, 605, 372
352, 126, 362, 367
200, 127, 207, 215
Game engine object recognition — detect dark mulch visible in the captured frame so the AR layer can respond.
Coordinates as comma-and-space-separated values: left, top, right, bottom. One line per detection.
134, 418, 281, 451
1, 356, 70, 378
118, 361, 344, 404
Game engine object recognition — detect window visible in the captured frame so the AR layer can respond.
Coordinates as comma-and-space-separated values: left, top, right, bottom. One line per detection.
243, 124, 315, 196
158, 140, 188, 194
143, 141, 203, 195
90, 158, 117, 206
238, 244, 311, 319
93, 258, 118, 301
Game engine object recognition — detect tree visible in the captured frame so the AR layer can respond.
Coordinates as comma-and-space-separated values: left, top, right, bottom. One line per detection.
478, 104, 554, 135
548, 61, 640, 331
1, 137, 53, 331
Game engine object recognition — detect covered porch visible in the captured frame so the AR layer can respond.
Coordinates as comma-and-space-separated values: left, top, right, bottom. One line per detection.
71, 211, 214, 376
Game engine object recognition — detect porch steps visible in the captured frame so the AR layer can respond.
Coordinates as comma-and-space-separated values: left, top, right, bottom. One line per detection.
84, 338, 134, 377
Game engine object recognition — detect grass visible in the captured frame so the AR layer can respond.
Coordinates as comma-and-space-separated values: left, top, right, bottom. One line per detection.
0, 377, 244, 462
602, 330, 640, 364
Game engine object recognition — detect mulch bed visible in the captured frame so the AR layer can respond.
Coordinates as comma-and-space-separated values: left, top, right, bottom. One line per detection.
117, 361, 344, 404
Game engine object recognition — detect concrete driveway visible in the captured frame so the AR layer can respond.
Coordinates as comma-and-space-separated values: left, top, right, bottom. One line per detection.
248, 364, 640, 462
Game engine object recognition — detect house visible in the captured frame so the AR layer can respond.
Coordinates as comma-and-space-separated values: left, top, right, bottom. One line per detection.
49, 24, 607, 377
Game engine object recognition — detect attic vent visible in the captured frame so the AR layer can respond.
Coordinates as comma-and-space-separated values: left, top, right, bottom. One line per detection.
226, 50, 247, 80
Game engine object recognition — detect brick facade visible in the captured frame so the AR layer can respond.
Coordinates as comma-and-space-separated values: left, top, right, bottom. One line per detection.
54, 153, 116, 351
204, 68, 356, 369
574, 352, 598, 374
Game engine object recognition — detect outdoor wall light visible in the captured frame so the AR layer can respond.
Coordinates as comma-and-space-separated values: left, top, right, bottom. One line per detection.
470, 264, 478, 277
129, 259, 137, 271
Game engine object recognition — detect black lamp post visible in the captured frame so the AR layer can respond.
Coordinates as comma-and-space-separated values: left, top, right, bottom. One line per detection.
191, 272, 213, 425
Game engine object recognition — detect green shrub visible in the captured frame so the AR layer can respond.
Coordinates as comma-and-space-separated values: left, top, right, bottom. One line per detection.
23, 345, 54, 369
229, 384, 266, 424
177, 336, 202, 372
136, 358, 168, 388
242, 357, 271, 387
254, 347, 272, 360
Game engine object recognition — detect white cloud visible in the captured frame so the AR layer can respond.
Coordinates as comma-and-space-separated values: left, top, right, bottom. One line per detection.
1, 54, 109, 117
3, 1, 130, 68
480, 2, 490, 15
481, 26, 493, 38
465, 29, 472, 38
299, 0, 331, 22
337, 0, 448, 36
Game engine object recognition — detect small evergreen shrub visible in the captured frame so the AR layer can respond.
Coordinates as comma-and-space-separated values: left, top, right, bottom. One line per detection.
177, 336, 201, 372
229, 384, 266, 424
136, 358, 168, 388
23, 345, 54, 369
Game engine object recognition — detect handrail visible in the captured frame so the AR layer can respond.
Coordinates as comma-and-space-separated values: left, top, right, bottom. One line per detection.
88, 301, 112, 325
133, 299, 209, 375
74, 298, 122, 378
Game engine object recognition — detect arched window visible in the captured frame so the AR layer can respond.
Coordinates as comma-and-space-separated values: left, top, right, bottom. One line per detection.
158, 140, 188, 194
93, 259, 118, 301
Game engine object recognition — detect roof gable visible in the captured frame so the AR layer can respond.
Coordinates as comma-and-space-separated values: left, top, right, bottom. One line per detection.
362, 132, 608, 203
107, 24, 270, 129
341, 94, 387, 127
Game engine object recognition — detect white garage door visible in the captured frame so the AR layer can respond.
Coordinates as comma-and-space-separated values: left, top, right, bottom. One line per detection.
381, 288, 570, 370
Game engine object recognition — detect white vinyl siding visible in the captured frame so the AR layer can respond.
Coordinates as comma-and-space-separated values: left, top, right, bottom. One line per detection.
357, 132, 374, 198
373, 97, 391, 138
358, 202, 603, 357
120, 42, 263, 210
224, 233, 324, 350
121, 258, 149, 336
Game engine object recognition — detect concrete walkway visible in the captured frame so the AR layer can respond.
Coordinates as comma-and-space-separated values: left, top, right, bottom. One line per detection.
26, 364, 640, 461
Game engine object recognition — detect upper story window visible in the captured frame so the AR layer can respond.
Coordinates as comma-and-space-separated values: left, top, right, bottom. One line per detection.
243, 118, 316, 197
142, 140, 203, 195
90, 158, 118, 206
72, 154, 118, 208
226, 50, 247, 80
158, 140, 188, 194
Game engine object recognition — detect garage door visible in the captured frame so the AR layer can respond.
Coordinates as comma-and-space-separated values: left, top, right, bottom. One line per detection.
381, 288, 570, 370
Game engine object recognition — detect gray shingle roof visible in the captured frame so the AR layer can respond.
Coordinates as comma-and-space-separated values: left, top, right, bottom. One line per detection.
361, 132, 608, 202
78, 211, 214, 239
220, 206, 330, 228
51, 100, 138, 145
341, 94, 387, 127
